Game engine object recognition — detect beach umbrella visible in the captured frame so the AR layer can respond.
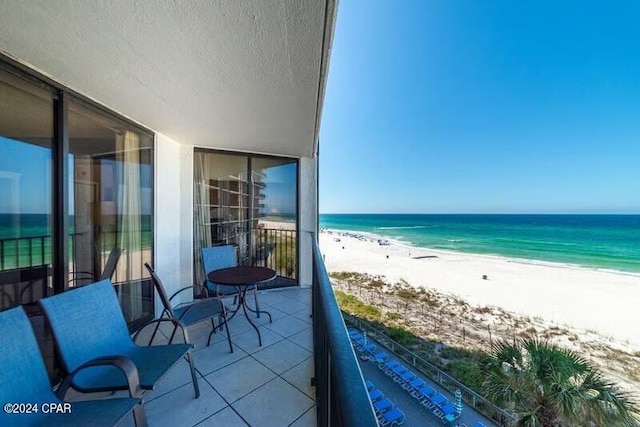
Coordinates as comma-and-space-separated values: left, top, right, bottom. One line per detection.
454, 389, 463, 418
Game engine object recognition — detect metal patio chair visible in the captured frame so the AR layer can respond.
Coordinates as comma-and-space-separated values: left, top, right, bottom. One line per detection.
39, 279, 200, 399
0, 305, 146, 427
69, 246, 122, 285
201, 245, 262, 317
143, 262, 233, 352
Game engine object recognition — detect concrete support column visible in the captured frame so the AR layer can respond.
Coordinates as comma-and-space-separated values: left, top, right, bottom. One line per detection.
298, 156, 318, 288
154, 134, 194, 315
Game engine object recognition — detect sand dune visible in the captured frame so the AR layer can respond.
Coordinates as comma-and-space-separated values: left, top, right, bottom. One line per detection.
320, 230, 640, 348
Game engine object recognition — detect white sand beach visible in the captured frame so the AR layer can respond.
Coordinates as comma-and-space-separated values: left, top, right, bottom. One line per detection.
258, 219, 297, 231
319, 230, 640, 348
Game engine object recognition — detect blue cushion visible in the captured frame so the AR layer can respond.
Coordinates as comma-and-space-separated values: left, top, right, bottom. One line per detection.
174, 298, 224, 326
201, 246, 238, 295
40, 280, 135, 373
0, 306, 55, 405
40, 279, 194, 392
0, 306, 140, 427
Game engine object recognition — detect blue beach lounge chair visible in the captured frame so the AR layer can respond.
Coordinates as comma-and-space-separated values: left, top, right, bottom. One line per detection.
391, 364, 407, 381
40, 279, 200, 398
373, 351, 389, 364
0, 306, 146, 427
382, 359, 399, 374
418, 384, 436, 403
408, 378, 426, 395
362, 342, 377, 354
440, 402, 456, 420
365, 380, 375, 392
400, 371, 416, 387
369, 389, 384, 402
373, 398, 394, 413
380, 407, 406, 426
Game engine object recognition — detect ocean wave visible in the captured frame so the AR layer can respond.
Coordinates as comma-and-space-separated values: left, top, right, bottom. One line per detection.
377, 225, 431, 230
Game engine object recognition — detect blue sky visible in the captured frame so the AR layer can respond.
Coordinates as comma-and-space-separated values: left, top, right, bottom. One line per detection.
0, 136, 153, 215
261, 163, 297, 216
319, 1, 640, 214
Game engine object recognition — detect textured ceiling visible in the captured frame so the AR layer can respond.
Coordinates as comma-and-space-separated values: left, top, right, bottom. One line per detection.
0, 0, 336, 158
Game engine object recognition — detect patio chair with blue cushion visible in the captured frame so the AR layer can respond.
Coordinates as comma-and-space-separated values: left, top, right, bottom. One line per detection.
39, 279, 200, 398
0, 306, 147, 427
143, 263, 233, 352
69, 246, 122, 285
202, 245, 261, 317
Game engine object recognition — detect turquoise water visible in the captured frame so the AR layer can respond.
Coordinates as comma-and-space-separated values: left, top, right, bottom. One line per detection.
0, 214, 152, 270
319, 214, 640, 273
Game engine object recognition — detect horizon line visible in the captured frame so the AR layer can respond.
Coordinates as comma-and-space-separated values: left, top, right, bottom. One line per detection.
319, 212, 640, 215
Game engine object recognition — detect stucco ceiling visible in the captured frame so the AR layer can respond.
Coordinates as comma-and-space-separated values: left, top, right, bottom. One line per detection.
0, 0, 336, 158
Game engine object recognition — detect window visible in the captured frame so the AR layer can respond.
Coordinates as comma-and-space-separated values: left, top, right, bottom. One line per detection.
194, 150, 298, 287
0, 62, 155, 379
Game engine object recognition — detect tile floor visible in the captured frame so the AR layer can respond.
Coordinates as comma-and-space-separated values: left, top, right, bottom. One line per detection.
95, 286, 316, 426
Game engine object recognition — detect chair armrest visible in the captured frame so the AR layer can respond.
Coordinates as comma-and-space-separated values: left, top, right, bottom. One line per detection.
56, 355, 142, 399
132, 317, 190, 345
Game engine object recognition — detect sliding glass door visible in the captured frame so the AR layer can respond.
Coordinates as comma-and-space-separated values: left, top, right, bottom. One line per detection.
0, 68, 54, 310
0, 62, 155, 379
68, 100, 154, 324
194, 150, 298, 288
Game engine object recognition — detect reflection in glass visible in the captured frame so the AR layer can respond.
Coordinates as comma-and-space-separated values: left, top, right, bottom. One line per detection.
251, 158, 297, 279
193, 151, 298, 286
0, 69, 54, 309
194, 152, 250, 287
0, 68, 55, 378
68, 101, 153, 323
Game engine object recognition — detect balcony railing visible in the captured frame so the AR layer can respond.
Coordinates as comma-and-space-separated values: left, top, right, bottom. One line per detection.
311, 233, 379, 426
253, 227, 297, 280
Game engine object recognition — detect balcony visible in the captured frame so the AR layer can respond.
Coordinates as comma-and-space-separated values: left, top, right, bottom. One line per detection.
62, 237, 377, 427
116, 286, 316, 427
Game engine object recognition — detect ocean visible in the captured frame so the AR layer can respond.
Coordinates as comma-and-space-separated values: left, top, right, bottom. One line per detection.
319, 214, 640, 273
0, 214, 152, 270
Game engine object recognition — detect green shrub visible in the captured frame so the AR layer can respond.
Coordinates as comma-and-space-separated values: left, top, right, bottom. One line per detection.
448, 359, 483, 391
386, 326, 414, 345
334, 290, 381, 321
